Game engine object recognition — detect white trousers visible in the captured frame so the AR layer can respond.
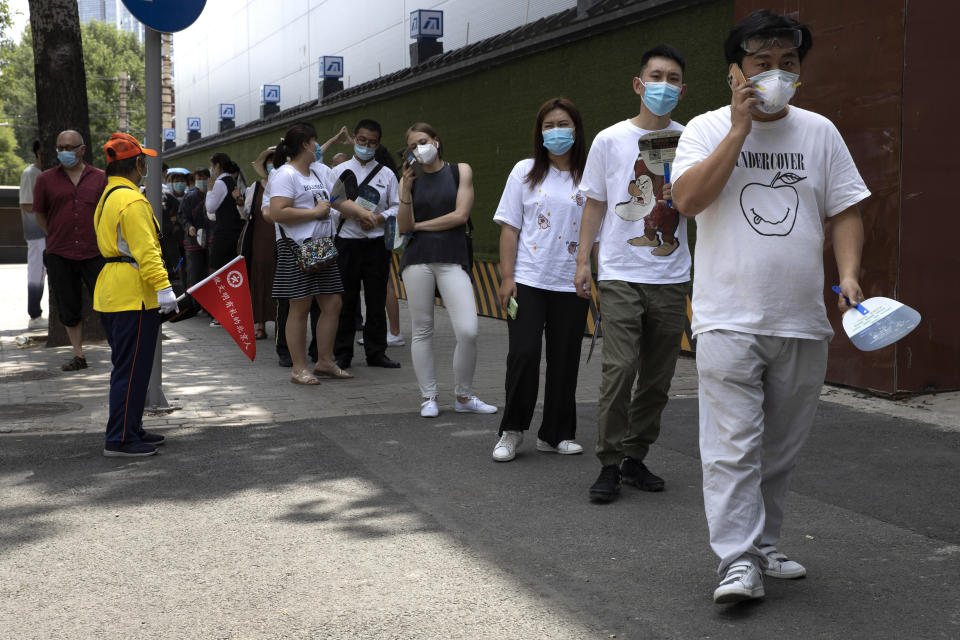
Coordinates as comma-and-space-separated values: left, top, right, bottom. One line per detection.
402, 263, 478, 399
696, 329, 828, 575
26, 237, 46, 319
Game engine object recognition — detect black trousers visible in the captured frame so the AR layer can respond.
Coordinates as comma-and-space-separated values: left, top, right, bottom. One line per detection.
275, 298, 319, 362
181, 249, 208, 313
499, 283, 589, 446
43, 252, 103, 327
333, 237, 390, 363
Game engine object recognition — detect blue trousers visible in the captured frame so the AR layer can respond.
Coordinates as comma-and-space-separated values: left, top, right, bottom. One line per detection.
101, 307, 160, 444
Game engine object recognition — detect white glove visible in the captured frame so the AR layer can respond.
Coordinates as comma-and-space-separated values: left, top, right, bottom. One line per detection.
158, 287, 179, 314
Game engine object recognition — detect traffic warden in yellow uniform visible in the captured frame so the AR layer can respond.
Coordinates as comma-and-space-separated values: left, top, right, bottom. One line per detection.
94, 133, 179, 457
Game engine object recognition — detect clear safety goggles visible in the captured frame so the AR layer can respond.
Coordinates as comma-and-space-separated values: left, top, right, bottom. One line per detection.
741, 28, 802, 55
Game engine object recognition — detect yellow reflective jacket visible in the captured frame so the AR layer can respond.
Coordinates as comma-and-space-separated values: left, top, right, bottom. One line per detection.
93, 176, 171, 312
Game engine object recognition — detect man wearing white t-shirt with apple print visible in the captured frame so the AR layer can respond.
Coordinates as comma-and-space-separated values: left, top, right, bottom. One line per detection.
574, 45, 691, 505
671, 10, 870, 605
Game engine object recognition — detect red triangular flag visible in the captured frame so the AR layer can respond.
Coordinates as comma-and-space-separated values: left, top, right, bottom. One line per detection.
188, 256, 256, 361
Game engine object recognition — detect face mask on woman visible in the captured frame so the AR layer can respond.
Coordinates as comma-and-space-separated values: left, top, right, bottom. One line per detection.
414, 142, 438, 165
542, 128, 575, 155
314, 142, 323, 164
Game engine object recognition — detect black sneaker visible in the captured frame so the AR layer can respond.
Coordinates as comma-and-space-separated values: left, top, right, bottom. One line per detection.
62, 355, 88, 371
140, 430, 165, 446
620, 456, 665, 491
103, 441, 157, 457
278, 353, 293, 367
589, 465, 622, 503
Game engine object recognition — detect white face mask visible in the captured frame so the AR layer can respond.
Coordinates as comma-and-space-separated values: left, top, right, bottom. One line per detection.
749, 69, 801, 114
414, 142, 438, 165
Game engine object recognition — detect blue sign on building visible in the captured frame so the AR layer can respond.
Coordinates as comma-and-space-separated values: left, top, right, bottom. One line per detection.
260, 84, 281, 104
120, 0, 206, 33
186, 117, 201, 131
219, 103, 236, 119
320, 56, 344, 79
163, 128, 176, 141
410, 9, 443, 38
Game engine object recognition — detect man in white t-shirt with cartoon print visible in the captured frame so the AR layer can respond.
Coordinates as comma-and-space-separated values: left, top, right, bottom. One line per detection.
574, 44, 691, 505
671, 10, 870, 605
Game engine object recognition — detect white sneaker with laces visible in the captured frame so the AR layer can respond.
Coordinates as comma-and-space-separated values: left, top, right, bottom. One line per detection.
760, 545, 806, 579
420, 398, 439, 418
454, 396, 498, 414
356, 334, 364, 345
28, 316, 48, 330
713, 558, 765, 604
492, 431, 523, 462
536, 438, 584, 455
387, 332, 406, 346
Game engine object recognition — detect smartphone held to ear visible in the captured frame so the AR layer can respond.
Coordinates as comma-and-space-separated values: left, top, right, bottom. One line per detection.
727, 63, 746, 89
403, 145, 425, 178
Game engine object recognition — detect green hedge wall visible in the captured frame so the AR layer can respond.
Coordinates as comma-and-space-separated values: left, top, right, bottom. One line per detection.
169, 0, 732, 261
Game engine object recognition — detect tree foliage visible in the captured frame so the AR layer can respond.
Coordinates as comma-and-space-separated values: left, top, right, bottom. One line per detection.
0, 18, 145, 177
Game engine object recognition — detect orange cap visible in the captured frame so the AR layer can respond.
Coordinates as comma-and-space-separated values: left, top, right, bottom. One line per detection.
103, 132, 158, 163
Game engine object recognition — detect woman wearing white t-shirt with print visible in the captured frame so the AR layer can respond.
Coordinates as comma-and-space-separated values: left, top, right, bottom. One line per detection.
398, 122, 497, 418
491, 97, 592, 462
266, 122, 369, 385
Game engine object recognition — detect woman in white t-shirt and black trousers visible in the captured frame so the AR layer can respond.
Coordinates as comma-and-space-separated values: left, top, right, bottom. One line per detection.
491, 98, 591, 462
398, 122, 497, 418
266, 122, 368, 385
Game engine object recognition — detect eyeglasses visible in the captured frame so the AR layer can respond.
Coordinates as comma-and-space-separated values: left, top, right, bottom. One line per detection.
56, 143, 82, 152
354, 135, 379, 149
741, 28, 802, 55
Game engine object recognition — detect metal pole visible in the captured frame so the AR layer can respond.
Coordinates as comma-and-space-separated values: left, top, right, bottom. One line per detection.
145, 26, 168, 409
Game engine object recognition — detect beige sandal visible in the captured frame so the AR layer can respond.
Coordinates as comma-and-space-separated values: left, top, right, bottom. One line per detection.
291, 370, 320, 385
313, 365, 353, 379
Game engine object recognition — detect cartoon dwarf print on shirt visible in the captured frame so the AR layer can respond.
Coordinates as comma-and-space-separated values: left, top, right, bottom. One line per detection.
529, 186, 583, 257
736, 150, 807, 236
613, 130, 682, 257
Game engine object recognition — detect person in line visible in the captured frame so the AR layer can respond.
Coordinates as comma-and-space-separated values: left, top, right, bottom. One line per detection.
205, 152, 242, 273
671, 10, 869, 604
398, 122, 497, 418
332, 119, 402, 370
573, 45, 691, 502
161, 167, 189, 290
243, 147, 278, 340
265, 121, 372, 385
491, 97, 591, 462
176, 167, 210, 316
19, 139, 46, 330
32, 129, 108, 371
93, 133, 179, 457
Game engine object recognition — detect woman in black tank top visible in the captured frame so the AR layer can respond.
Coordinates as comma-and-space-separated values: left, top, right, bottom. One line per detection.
397, 122, 497, 419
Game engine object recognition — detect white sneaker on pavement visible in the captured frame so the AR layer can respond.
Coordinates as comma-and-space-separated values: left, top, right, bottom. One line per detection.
493, 431, 523, 462
454, 396, 497, 414
714, 557, 765, 604
760, 545, 807, 579
420, 398, 439, 418
536, 439, 584, 455
387, 332, 406, 346
357, 334, 364, 345
28, 316, 48, 330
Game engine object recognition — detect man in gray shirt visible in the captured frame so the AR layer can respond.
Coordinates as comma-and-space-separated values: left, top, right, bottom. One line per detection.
19, 140, 46, 329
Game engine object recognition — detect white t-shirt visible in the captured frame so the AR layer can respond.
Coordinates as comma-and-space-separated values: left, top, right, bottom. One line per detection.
672, 105, 871, 339
579, 119, 690, 284
493, 159, 585, 292
269, 163, 338, 242
333, 157, 399, 240
19, 164, 44, 240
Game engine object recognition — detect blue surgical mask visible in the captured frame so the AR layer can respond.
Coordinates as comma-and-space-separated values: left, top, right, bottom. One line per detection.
172, 182, 186, 195
57, 151, 78, 168
640, 80, 681, 116
314, 141, 323, 163
542, 128, 575, 155
354, 144, 375, 162
266, 164, 274, 174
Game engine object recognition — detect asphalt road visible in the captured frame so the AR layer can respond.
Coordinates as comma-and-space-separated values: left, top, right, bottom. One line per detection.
2, 398, 957, 639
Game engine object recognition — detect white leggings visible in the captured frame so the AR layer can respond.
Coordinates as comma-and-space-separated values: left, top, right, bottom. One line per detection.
402, 263, 478, 399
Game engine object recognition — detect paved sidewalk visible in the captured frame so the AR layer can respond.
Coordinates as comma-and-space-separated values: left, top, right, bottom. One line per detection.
2, 263, 958, 639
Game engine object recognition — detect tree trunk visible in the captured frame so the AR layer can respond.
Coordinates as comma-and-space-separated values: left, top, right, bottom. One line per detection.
28, 0, 105, 348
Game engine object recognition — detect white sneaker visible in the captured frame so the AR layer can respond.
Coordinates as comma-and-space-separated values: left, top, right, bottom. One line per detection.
493, 431, 523, 462
536, 438, 584, 455
454, 396, 498, 414
387, 332, 406, 347
420, 398, 439, 418
209, 319, 220, 327
714, 558, 765, 604
357, 334, 365, 345
28, 316, 48, 330
760, 545, 807, 579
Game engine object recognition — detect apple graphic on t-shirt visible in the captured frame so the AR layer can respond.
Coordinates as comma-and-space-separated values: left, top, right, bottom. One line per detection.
739, 171, 806, 237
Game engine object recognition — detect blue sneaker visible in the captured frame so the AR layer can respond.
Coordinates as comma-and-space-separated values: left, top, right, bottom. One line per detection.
140, 430, 166, 446
103, 441, 157, 457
